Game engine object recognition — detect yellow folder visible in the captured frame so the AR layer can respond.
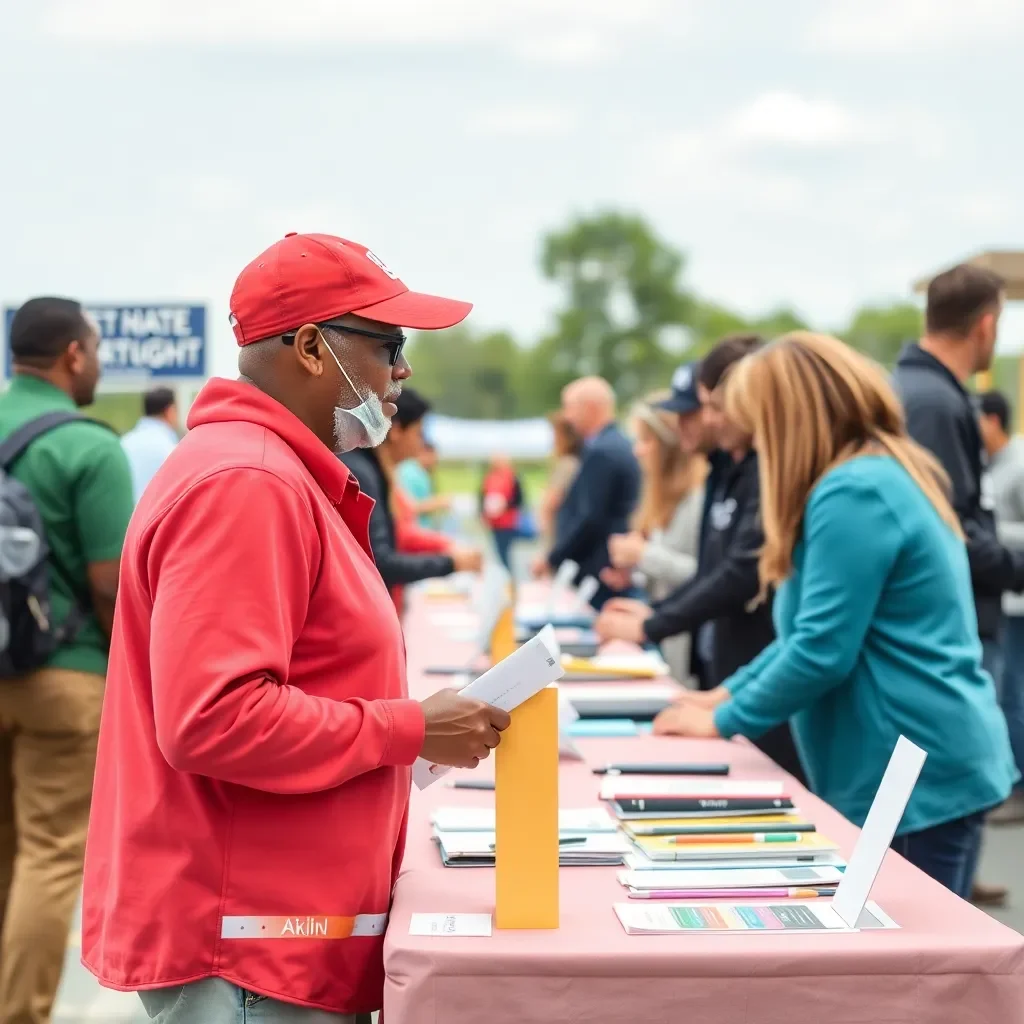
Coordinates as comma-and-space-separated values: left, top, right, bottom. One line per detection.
490, 604, 517, 663
495, 685, 559, 928
560, 655, 660, 679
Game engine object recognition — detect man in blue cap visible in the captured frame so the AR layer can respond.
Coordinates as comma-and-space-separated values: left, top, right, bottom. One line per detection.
597, 337, 806, 783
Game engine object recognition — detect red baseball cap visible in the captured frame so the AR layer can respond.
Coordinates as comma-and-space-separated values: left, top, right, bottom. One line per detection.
229, 232, 473, 345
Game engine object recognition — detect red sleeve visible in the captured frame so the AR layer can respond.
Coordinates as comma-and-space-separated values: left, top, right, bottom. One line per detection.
145, 468, 424, 794
392, 484, 451, 554
396, 517, 451, 554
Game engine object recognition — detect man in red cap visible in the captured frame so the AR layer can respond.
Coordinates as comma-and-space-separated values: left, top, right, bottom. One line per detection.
80, 233, 510, 1022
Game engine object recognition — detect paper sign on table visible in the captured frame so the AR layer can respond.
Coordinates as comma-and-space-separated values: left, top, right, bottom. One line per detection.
831, 735, 926, 928
409, 913, 492, 937
576, 575, 599, 608
545, 559, 580, 618
413, 625, 565, 790
599, 777, 786, 801
557, 686, 583, 760
614, 900, 898, 935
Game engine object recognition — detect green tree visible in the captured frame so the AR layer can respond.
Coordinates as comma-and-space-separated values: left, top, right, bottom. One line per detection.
405, 326, 524, 419
840, 302, 922, 367
533, 211, 694, 408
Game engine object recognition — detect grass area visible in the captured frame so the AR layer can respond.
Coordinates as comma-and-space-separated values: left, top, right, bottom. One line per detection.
434, 460, 550, 500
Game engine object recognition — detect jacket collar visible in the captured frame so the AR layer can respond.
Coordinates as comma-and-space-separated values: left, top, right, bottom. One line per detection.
187, 377, 356, 506
895, 343, 969, 398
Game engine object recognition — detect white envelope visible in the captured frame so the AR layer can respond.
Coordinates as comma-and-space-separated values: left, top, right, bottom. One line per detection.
413, 625, 565, 790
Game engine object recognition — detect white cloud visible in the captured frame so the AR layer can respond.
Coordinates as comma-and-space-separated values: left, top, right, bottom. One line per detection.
645, 128, 809, 213
512, 32, 612, 65
40, 0, 671, 57
465, 105, 575, 139
808, 0, 1024, 53
723, 91, 866, 148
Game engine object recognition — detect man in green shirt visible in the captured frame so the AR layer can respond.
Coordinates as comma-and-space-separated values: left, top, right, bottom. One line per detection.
0, 297, 133, 1024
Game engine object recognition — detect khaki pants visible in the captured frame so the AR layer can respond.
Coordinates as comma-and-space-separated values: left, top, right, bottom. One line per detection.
0, 668, 104, 1024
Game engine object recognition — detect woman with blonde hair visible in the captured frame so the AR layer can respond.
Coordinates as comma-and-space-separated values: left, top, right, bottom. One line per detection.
600, 391, 705, 682
655, 332, 1015, 897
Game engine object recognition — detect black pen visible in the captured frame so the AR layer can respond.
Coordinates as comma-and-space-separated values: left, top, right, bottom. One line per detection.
592, 763, 731, 776
448, 779, 496, 791
489, 836, 587, 850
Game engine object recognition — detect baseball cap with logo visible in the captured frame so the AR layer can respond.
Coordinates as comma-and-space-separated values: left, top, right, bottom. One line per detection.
228, 232, 473, 345
656, 361, 701, 415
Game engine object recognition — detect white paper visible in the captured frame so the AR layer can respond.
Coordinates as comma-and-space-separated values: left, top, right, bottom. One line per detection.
409, 913, 492, 937
557, 686, 583, 760
619, 866, 844, 890
831, 735, 926, 928
625, 851, 848, 872
413, 625, 565, 790
576, 575, 599, 608
473, 562, 512, 653
546, 559, 580, 616
599, 777, 786, 801
432, 806, 617, 833
436, 831, 631, 858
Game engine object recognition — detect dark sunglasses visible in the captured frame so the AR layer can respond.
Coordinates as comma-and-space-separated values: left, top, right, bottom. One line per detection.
282, 321, 407, 367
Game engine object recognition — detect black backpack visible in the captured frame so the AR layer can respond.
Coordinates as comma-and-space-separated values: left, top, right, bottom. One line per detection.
0, 411, 88, 677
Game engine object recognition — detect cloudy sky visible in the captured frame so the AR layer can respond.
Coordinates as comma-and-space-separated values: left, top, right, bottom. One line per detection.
3, 0, 1024, 377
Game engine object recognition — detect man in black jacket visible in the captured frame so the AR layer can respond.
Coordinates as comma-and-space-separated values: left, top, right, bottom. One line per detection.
595, 335, 805, 783
341, 388, 482, 592
532, 376, 640, 608
892, 262, 1024, 907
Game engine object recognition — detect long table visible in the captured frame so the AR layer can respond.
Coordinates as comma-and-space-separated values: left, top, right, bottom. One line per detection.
384, 587, 1024, 1024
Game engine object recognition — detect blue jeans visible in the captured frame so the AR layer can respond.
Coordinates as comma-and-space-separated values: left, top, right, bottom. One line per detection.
892, 811, 986, 900
999, 616, 1024, 784
138, 977, 371, 1022
491, 528, 517, 571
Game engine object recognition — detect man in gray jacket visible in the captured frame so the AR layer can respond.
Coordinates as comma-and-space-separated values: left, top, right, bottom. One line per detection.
980, 390, 1024, 823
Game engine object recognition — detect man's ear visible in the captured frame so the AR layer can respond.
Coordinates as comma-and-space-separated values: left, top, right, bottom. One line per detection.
291, 324, 325, 377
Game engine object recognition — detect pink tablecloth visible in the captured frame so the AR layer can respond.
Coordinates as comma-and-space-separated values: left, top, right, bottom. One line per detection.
384, 590, 1024, 1024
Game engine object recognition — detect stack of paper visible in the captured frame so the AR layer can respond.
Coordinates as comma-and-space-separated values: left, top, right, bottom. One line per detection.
627, 832, 840, 863
618, 865, 843, 896
561, 682, 680, 720
602, 777, 797, 820
434, 830, 632, 867
560, 652, 670, 680
431, 807, 618, 834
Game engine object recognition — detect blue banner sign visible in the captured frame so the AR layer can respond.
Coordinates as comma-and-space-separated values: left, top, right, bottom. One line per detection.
3, 303, 208, 380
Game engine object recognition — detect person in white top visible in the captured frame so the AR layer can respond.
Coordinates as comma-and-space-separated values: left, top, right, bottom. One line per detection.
601, 387, 706, 684
120, 387, 180, 504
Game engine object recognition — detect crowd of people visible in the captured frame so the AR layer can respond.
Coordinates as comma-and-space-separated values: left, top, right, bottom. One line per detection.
532, 264, 1022, 904
0, 235, 1020, 1022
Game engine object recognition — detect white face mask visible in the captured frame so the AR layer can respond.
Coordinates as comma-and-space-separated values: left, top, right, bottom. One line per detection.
320, 330, 392, 452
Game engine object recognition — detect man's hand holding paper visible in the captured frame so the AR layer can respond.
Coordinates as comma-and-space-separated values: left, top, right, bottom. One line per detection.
419, 689, 511, 768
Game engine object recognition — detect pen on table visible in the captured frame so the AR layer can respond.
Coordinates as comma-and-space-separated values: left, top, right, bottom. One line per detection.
669, 832, 802, 845
639, 887, 834, 900
448, 779, 496, 791
489, 837, 587, 850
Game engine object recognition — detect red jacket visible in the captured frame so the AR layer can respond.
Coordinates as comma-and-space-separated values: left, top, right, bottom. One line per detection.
81, 379, 425, 1014
481, 465, 522, 530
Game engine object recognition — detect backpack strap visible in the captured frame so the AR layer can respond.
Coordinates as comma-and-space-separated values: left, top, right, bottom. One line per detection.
0, 411, 84, 471
0, 410, 97, 647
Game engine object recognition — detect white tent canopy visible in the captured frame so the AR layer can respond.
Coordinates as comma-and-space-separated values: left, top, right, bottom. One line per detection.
424, 414, 554, 461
